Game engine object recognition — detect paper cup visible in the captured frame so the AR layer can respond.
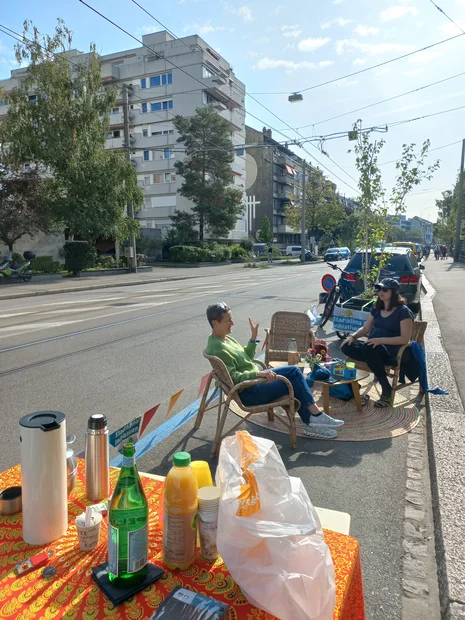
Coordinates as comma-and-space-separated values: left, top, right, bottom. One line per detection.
76, 511, 102, 551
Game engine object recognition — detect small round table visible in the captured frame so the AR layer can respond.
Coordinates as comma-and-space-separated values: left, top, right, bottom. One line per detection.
268, 362, 370, 415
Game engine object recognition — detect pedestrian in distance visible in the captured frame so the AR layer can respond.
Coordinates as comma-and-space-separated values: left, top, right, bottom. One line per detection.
434, 245, 440, 260
205, 302, 344, 439
340, 278, 414, 408
268, 245, 273, 264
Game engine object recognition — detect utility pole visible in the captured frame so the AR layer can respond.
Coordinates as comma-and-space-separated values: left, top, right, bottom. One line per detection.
123, 85, 137, 273
300, 159, 306, 263
454, 139, 465, 263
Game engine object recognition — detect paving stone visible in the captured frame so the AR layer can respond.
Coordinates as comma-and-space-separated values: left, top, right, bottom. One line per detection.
406, 479, 424, 492
405, 506, 425, 522
407, 469, 422, 480
406, 491, 425, 506
404, 521, 427, 540
407, 449, 424, 460
402, 578, 429, 598
403, 555, 427, 580
407, 458, 424, 470
449, 602, 465, 619
403, 539, 428, 557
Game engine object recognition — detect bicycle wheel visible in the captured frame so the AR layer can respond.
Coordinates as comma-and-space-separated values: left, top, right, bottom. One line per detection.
319, 287, 339, 328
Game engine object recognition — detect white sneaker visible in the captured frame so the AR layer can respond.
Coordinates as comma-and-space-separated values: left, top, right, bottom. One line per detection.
303, 425, 338, 439
310, 412, 345, 428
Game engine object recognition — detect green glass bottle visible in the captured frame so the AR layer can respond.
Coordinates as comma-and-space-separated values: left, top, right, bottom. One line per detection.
108, 440, 149, 588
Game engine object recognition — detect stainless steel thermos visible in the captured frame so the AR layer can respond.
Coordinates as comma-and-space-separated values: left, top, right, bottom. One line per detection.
85, 414, 110, 501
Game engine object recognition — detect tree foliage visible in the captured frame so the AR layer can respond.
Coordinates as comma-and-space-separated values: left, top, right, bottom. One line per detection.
433, 183, 463, 248
284, 167, 346, 244
172, 105, 244, 240
1, 19, 142, 242
256, 215, 273, 243
0, 167, 55, 250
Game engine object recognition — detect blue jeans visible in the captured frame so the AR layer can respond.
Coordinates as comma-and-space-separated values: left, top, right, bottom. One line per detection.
239, 365, 314, 425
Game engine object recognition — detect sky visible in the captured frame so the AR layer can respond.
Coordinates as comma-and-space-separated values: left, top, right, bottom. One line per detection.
1, 0, 465, 222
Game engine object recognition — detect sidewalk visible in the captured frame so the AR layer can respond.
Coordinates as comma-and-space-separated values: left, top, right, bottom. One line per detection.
422, 258, 465, 619
0, 263, 246, 300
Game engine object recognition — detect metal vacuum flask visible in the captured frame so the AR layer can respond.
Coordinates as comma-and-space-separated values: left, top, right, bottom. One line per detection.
85, 414, 110, 501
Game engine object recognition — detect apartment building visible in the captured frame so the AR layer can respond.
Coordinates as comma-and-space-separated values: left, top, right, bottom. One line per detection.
245, 126, 310, 246
0, 30, 247, 254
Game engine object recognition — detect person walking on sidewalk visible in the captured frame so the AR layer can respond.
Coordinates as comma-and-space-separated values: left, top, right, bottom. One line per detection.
340, 278, 414, 408
205, 302, 344, 439
268, 245, 273, 264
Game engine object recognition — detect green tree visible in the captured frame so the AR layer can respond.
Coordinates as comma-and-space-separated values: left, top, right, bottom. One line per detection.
256, 215, 273, 243
2, 20, 142, 243
173, 106, 244, 240
0, 167, 55, 251
169, 210, 199, 244
284, 167, 346, 243
434, 185, 463, 247
349, 121, 439, 290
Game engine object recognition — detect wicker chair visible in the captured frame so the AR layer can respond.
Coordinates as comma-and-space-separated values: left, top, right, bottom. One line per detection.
195, 351, 299, 458
265, 311, 315, 367
345, 320, 428, 405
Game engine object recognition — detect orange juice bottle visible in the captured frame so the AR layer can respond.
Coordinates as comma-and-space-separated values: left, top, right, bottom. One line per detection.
162, 452, 198, 570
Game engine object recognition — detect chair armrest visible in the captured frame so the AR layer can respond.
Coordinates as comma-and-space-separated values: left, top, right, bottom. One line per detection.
253, 359, 267, 369
396, 343, 411, 365
230, 374, 295, 401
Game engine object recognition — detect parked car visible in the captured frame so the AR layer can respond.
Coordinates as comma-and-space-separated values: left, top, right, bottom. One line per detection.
304, 250, 317, 262
285, 245, 304, 256
391, 241, 419, 256
252, 243, 267, 257
324, 247, 351, 262
342, 246, 423, 313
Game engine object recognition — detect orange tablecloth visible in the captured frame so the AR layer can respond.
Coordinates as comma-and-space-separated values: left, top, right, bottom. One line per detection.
0, 461, 365, 620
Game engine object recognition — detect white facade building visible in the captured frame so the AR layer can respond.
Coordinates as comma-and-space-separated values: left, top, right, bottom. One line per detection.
0, 30, 248, 246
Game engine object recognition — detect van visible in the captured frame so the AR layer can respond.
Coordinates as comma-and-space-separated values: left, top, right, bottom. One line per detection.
252, 243, 266, 256
285, 246, 302, 256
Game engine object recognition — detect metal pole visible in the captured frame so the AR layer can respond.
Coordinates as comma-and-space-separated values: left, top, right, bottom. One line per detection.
300, 160, 306, 262
454, 139, 465, 262
123, 85, 137, 273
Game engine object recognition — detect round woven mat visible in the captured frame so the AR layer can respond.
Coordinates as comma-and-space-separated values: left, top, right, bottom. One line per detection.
229, 379, 421, 442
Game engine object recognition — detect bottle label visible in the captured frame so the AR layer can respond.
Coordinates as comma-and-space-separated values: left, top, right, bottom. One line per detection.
122, 455, 135, 467
163, 510, 197, 565
108, 525, 119, 576
128, 524, 148, 573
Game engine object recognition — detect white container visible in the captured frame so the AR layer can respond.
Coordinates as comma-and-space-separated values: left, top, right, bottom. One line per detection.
20, 411, 68, 545
198, 486, 220, 561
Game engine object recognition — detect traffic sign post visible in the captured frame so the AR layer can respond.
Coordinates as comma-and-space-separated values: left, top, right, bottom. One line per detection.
321, 274, 337, 292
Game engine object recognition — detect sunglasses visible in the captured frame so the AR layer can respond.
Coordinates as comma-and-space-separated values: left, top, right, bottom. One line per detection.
377, 287, 390, 293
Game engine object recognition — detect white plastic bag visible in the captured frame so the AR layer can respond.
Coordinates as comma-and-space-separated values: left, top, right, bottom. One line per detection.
216, 431, 336, 620
307, 304, 321, 327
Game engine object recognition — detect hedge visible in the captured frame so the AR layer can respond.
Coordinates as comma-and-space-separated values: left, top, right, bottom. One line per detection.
31, 256, 62, 273
169, 244, 231, 263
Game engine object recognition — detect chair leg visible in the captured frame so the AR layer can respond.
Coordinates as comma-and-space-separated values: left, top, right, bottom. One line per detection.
194, 373, 213, 429
390, 369, 399, 406
210, 398, 231, 459
267, 408, 275, 422
283, 405, 297, 449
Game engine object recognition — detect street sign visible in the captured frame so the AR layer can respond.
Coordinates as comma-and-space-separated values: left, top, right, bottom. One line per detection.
321, 274, 337, 292
109, 416, 142, 449
425, 233, 432, 242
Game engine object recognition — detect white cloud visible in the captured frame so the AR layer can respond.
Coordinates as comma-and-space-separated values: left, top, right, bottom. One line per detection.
281, 25, 302, 38
439, 20, 465, 36
298, 37, 331, 52
380, 6, 419, 22
335, 38, 413, 56
252, 57, 334, 71
353, 25, 380, 36
321, 17, 353, 30
253, 37, 270, 44
273, 5, 286, 15
283, 43, 296, 51
238, 5, 254, 22
353, 58, 366, 65
246, 50, 265, 58
183, 21, 229, 34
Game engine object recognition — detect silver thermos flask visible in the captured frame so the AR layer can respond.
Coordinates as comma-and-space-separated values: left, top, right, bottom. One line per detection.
85, 414, 110, 501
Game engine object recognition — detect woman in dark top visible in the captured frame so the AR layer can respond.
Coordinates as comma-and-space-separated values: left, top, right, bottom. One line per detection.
340, 278, 414, 407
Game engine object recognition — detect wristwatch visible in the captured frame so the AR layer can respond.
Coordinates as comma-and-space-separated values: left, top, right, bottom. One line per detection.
249, 339, 261, 343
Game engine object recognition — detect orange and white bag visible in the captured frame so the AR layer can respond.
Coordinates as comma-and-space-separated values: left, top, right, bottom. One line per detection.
216, 431, 336, 620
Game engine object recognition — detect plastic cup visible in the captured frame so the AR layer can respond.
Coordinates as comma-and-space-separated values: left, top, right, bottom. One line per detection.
190, 461, 213, 489
75, 511, 102, 551
198, 486, 220, 510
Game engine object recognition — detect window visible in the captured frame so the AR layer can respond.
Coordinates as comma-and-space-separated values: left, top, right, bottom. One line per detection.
163, 148, 171, 160
113, 130, 120, 138
28, 95, 37, 104
150, 100, 173, 112
143, 151, 150, 161
144, 176, 150, 185
142, 103, 148, 113
165, 172, 175, 182
142, 128, 148, 137
150, 75, 161, 88
164, 129, 174, 135
152, 130, 162, 136
162, 73, 172, 85
24, 163, 31, 169
112, 107, 119, 114
151, 102, 162, 112
202, 66, 213, 78
141, 78, 146, 89
153, 174, 162, 184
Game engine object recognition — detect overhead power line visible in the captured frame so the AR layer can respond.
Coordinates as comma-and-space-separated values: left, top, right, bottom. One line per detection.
428, 0, 465, 34
249, 32, 465, 96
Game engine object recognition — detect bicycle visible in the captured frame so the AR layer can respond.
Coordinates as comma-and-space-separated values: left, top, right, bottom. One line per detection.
319, 263, 361, 337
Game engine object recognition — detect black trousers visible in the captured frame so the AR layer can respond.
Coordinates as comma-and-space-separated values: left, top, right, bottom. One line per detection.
341, 341, 394, 397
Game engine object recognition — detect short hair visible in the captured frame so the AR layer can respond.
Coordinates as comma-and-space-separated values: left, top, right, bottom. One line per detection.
206, 303, 231, 327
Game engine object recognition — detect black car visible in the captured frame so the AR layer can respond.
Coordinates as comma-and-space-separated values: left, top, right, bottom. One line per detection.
304, 250, 317, 262
342, 246, 424, 313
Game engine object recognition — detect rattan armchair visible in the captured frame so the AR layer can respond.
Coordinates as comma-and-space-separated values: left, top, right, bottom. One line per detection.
195, 351, 299, 458
265, 311, 315, 367
345, 320, 427, 405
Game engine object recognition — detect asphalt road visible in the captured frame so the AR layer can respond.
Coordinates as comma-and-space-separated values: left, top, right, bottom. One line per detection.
0, 262, 408, 620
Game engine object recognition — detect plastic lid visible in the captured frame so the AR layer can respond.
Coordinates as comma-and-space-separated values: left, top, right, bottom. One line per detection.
19, 411, 65, 432
290, 338, 296, 341
173, 452, 191, 467
87, 414, 107, 430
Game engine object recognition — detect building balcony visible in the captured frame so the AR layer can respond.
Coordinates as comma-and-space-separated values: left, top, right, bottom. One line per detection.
106, 137, 124, 150
276, 174, 294, 186
277, 154, 298, 171
101, 64, 120, 82
277, 224, 298, 234
275, 189, 293, 201
131, 157, 176, 173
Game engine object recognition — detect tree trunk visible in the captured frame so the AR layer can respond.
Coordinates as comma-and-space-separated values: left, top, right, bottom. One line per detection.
8, 242, 13, 251
199, 154, 206, 241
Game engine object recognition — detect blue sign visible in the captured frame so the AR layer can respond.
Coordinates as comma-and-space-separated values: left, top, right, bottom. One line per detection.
425, 233, 432, 242
109, 416, 142, 449
321, 274, 337, 292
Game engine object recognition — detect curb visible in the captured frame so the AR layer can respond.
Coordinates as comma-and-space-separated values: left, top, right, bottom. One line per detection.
0, 273, 219, 301
422, 275, 465, 620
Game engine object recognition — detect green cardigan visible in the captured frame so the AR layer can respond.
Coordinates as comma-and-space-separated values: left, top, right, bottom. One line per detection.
205, 335, 258, 386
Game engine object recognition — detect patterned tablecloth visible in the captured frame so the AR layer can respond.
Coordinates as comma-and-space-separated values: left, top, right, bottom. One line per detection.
0, 460, 365, 620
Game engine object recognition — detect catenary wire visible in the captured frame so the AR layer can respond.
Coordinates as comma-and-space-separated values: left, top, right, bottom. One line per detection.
428, 0, 465, 34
